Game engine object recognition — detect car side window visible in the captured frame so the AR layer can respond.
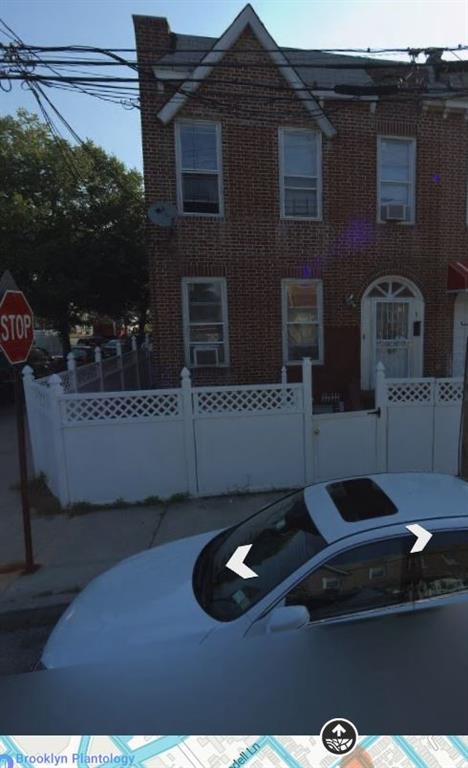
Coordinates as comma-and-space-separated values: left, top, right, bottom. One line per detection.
413, 530, 468, 601
285, 536, 415, 622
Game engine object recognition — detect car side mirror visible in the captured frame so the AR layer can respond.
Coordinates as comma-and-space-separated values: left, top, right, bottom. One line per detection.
267, 605, 309, 634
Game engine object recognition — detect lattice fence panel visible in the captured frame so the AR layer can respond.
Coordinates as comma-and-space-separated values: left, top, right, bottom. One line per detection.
62, 392, 182, 424
194, 386, 302, 415
436, 378, 463, 404
387, 379, 434, 404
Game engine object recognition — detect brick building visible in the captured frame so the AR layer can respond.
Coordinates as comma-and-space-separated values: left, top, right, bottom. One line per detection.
133, 4, 468, 408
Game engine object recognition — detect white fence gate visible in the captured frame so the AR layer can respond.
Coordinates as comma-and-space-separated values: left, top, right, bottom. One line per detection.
313, 410, 381, 482
23, 358, 464, 507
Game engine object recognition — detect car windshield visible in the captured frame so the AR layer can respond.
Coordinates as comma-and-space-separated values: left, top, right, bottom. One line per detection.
193, 490, 326, 621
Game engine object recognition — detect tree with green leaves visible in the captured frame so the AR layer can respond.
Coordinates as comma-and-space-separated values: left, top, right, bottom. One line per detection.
0, 109, 148, 352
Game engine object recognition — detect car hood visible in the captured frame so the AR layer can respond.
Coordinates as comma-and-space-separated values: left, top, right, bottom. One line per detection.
42, 530, 221, 669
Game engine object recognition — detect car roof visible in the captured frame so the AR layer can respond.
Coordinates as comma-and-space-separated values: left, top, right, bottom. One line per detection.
304, 472, 468, 544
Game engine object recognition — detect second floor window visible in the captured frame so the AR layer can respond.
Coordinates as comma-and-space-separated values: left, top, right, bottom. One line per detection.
182, 278, 229, 367
176, 121, 222, 216
279, 128, 321, 219
378, 137, 416, 223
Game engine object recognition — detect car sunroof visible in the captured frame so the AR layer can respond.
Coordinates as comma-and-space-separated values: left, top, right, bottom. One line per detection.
326, 478, 398, 522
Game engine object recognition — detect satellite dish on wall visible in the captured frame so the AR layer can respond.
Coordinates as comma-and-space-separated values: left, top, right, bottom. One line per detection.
148, 202, 177, 227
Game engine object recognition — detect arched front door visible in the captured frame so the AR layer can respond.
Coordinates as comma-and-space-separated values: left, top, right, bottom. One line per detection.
361, 277, 424, 389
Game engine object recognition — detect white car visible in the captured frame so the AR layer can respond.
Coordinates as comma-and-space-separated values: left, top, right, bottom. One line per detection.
41, 473, 468, 669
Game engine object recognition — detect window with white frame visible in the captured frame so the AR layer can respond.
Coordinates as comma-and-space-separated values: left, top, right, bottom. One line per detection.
280, 128, 321, 219
176, 121, 222, 215
282, 280, 323, 364
182, 278, 229, 366
378, 137, 416, 223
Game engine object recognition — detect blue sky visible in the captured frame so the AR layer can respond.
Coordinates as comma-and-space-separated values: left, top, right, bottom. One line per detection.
1, 0, 467, 171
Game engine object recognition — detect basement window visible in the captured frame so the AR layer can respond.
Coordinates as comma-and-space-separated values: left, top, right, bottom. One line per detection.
327, 478, 398, 522
176, 120, 223, 216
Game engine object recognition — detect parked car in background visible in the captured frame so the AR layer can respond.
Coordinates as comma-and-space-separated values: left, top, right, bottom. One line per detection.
101, 338, 132, 358
70, 345, 96, 366
77, 335, 113, 349
0, 346, 63, 402
28, 347, 64, 378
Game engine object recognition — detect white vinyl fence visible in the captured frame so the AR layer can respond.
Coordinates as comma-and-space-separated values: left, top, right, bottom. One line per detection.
59, 338, 152, 394
385, 376, 462, 475
23, 359, 463, 507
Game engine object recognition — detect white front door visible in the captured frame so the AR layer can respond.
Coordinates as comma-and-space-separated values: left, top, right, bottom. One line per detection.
452, 293, 468, 377
361, 278, 424, 388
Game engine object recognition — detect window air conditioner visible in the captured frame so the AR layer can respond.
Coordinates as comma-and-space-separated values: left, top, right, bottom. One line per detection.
382, 203, 408, 221
193, 346, 219, 366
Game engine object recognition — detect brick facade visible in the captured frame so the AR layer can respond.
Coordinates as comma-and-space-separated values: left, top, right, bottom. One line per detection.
133, 12, 468, 407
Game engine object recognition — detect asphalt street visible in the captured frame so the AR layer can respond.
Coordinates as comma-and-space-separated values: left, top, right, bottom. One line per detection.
0, 605, 66, 675
0, 401, 59, 675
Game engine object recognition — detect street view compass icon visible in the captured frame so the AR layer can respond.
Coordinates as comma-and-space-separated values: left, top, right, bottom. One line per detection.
320, 717, 358, 755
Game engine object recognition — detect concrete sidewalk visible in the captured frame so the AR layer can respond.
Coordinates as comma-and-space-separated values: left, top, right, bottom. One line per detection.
0, 490, 281, 614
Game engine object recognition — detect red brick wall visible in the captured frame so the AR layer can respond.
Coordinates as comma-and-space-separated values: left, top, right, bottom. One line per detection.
134, 20, 468, 400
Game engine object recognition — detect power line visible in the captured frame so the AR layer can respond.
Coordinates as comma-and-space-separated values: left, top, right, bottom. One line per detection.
5, 42, 468, 55
3, 39, 468, 72
2, 28, 467, 126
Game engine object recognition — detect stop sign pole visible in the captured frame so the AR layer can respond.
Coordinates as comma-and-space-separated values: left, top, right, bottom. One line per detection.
0, 272, 36, 573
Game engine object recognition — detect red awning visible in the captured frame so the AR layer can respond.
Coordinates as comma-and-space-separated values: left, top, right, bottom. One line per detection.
448, 260, 468, 292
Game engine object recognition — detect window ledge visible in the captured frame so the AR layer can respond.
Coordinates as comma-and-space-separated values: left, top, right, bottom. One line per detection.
377, 219, 416, 226
281, 216, 322, 222
285, 359, 323, 366
180, 212, 224, 220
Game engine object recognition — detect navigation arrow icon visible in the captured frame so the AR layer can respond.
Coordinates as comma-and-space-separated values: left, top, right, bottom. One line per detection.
332, 724, 346, 737
226, 544, 258, 579
406, 524, 433, 553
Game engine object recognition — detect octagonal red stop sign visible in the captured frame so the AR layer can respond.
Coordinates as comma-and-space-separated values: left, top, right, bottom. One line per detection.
0, 290, 34, 365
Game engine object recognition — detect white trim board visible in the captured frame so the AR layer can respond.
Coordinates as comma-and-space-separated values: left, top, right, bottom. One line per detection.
157, 4, 336, 138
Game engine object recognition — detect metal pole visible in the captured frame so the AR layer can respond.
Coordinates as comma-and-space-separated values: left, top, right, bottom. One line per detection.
14, 365, 35, 572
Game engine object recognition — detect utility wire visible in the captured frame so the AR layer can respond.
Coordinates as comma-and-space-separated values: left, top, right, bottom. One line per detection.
5, 42, 468, 54
2, 27, 467, 124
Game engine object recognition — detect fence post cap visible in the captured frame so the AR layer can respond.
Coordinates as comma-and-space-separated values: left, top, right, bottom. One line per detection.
48, 373, 64, 391
22, 365, 34, 379
376, 361, 386, 374
94, 345, 102, 360
180, 366, 191, 380
302, 357, 312, 375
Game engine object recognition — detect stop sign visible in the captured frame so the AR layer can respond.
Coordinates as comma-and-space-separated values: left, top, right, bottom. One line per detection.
0, 290, 34, 365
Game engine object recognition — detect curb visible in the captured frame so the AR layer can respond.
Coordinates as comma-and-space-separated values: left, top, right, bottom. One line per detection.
0, 594, 76, 625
